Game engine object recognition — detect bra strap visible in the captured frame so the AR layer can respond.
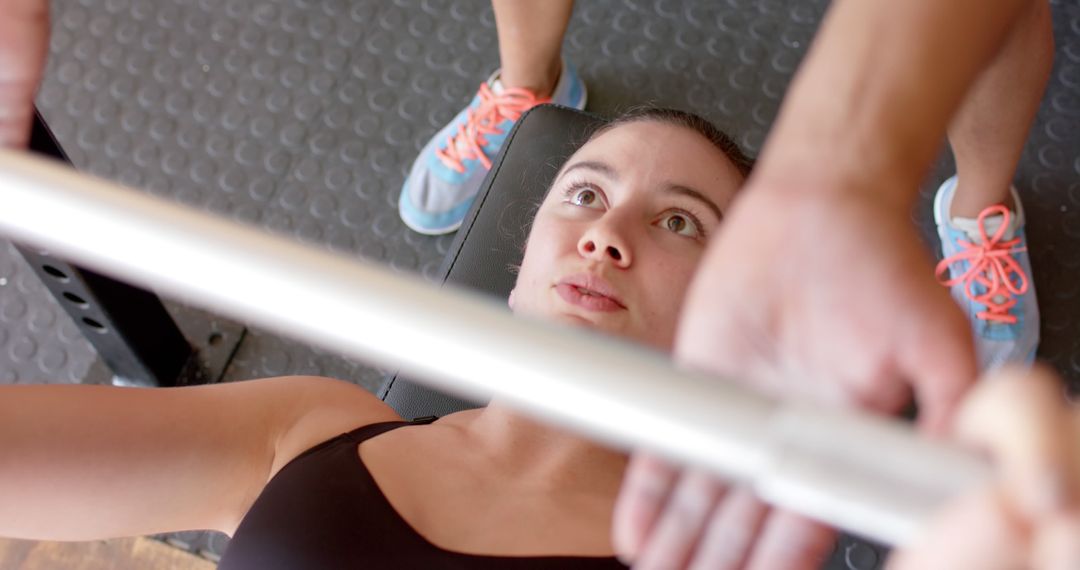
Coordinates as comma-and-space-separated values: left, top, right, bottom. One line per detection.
341, 415, 439, 443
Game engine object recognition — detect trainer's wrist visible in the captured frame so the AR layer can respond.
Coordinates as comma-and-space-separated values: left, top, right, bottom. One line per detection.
748, 88, 933, 207
744, 143, 922, 211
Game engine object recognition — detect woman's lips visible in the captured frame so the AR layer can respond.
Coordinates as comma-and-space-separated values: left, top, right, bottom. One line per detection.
555, 275, 626, 312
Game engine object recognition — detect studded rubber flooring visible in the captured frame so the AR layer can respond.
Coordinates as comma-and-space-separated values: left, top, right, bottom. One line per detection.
0, 0, 1077, 566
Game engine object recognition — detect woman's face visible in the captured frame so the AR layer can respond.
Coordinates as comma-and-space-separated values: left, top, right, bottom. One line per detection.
510, 120, 744, 350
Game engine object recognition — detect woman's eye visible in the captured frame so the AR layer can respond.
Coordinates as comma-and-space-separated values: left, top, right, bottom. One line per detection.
660, 212, 702, 238
568, 187, 602, 208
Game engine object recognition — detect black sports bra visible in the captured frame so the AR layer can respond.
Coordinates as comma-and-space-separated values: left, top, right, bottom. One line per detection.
218, 419, 627, 569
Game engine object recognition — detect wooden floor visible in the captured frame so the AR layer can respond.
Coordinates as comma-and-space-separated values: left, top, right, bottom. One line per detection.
0, 537, 214, 570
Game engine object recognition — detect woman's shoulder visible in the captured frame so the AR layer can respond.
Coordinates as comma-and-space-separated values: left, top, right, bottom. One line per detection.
263, 375, 403, 480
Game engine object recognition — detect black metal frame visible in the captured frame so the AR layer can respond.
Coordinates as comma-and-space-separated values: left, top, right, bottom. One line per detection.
15, 111, 194, 387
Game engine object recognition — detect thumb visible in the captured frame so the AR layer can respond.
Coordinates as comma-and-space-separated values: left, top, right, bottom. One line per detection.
954, 365, 1078, 518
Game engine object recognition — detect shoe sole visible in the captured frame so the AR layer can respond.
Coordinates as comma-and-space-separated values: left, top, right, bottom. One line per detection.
398, 189, 466, 235
400, 215, 463, 236
565, 82, 588, 111
932, 176, 957, 259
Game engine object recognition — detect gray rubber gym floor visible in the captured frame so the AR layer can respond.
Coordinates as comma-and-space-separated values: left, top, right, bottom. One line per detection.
1, 0, 1077, 566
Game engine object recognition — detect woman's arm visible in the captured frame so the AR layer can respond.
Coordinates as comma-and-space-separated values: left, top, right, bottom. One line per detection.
0, 375, 398, 540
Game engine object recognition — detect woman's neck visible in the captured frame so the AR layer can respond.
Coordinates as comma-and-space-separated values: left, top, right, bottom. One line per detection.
447, 400, 629, 495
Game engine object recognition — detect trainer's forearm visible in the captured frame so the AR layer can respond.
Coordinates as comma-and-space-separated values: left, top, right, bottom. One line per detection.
755, 0, 1034, 202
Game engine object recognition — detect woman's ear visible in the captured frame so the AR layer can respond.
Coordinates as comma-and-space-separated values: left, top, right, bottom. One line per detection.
508, 288, 517, 310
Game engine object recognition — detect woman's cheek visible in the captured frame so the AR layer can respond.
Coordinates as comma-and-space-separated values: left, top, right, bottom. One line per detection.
655, 253, 698, 288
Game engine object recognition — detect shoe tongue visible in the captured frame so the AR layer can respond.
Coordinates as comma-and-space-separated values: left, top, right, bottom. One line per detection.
951, 211, 1020, 317
951, 212, 1017, 244
450, 79, 506, 157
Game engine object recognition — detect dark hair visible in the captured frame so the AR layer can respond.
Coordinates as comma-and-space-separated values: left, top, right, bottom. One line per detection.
589, 107, 753, 178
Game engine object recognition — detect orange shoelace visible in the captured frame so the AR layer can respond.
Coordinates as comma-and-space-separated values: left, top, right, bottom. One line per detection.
934, 205, 1029, 324
436, 82, 550, 173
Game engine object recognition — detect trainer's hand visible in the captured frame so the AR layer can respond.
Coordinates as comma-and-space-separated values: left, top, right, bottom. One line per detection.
890, 365, 1080, 569
614, 181, 978, 568
677, 183, 977, 430
614, 451, 832, 570
0, 0, 49, 148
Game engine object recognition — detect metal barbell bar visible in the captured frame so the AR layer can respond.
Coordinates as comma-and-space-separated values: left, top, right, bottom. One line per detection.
0, 150, 988, 546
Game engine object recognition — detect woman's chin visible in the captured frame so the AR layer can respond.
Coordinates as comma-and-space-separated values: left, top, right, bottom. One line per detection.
548, 314, 672, 352
553, 312, 598, 328
524, 308, 651, 345
553, 313, 643, 342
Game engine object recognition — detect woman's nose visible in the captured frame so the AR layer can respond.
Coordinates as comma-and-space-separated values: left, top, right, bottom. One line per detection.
578, 225, 631, 268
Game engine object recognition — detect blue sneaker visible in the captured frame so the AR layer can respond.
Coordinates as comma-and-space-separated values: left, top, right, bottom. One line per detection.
399, 62, 587, 234
933, 175, 1039, 371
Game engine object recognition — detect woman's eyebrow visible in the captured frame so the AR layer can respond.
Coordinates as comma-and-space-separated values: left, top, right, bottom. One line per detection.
556, 161, 723, 221
557, 160, 618, 182
666, 185, 724, 221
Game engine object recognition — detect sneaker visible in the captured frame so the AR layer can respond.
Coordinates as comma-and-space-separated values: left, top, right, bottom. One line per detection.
933, 175, 1039, 371
399, 61, 587, 235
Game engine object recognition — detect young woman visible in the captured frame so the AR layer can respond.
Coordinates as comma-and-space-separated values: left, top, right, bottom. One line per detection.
0, 109, 749, 568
